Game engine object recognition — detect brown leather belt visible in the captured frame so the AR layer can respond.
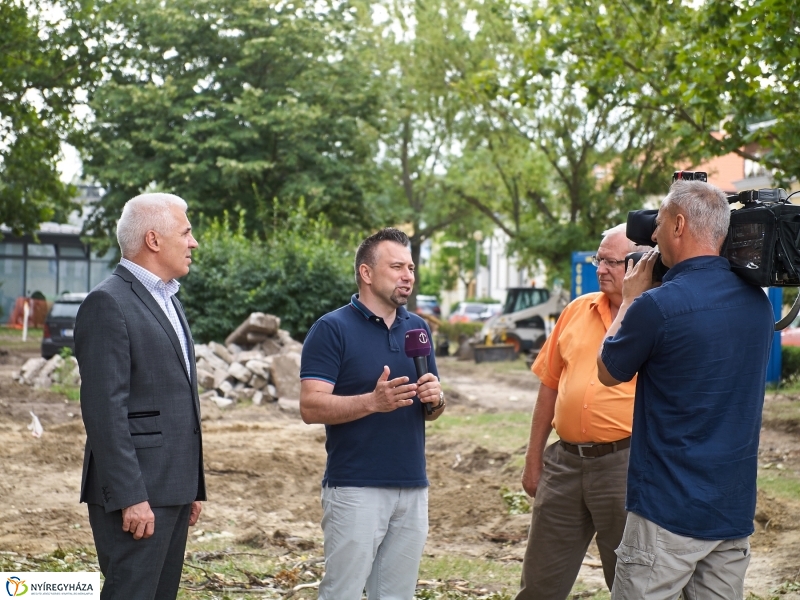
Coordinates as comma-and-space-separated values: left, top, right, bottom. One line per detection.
560, 436, 631, 459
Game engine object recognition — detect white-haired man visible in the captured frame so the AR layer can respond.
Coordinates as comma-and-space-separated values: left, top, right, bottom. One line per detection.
516, 225, 647, 600
76, 193, 204, 600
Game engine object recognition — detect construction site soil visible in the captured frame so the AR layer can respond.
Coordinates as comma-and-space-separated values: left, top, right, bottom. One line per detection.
1, 348, 799, 597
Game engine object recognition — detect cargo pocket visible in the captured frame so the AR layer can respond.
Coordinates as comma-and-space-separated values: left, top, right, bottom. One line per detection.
613, 543, 655, 597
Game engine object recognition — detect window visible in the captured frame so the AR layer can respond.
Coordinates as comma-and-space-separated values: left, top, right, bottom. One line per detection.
0, 242, 23, 256
27, 244, 56, 258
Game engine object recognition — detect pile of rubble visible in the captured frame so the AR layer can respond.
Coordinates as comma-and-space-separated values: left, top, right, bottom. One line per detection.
196, 313, 302, 410
14, 312, 303, 412
13, 354, 81, 389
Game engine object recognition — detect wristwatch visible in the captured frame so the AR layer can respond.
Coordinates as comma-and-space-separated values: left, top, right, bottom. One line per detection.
432, 390, 445, 411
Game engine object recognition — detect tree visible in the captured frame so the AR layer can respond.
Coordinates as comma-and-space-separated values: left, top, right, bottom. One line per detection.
80, 0, 382, 242
527, 0, 800, 184
439, 0, 689, 281
180, 206, 355, 343
364, 0, 516, 308
0, 0, 106, 234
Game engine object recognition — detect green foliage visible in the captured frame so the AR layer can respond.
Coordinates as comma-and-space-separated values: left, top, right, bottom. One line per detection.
180, 205, 355, 343
500, 486, 531, 515
0, 0, 108, 234
781, 346, 800, 383
437, 321, 484, 344
81, 0, 382, 242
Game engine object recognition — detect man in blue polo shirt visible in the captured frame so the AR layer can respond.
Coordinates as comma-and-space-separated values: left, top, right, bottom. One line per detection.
597, 180, 773, 599
300, 227, 446, 600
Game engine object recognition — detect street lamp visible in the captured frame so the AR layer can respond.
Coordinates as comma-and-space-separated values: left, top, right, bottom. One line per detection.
473, 230, 483, 299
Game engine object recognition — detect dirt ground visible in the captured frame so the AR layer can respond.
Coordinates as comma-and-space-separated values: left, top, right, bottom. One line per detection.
1, 348, 799, 597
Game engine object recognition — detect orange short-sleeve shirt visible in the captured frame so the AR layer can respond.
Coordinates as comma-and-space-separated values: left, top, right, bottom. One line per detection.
532, 292, 635, 444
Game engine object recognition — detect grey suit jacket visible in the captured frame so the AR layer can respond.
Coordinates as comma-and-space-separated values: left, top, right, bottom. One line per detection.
76, 264, 206, 512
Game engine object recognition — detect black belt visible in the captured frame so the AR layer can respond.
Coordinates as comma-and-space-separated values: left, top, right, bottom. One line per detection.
560, 437, 631, 459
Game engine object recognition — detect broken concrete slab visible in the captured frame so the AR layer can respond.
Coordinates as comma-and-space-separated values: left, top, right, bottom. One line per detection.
270, 355, 301, 400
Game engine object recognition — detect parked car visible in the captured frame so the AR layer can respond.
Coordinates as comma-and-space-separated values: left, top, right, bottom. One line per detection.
480, 303, 503, 320
415, 295, 441, 317
449, 302, 491, 323
41, 293, 88, 358
782, 317, 800, 346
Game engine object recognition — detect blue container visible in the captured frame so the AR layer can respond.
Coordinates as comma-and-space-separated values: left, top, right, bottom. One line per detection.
571, 251, 599, 299
766, 287, 782, 385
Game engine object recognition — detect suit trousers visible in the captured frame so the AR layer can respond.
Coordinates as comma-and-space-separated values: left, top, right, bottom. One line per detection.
88, 503, 192, 600
516, 441, 630, 600
318, 486, 428, 600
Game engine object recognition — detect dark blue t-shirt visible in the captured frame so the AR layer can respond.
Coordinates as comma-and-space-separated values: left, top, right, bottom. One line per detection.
300, 294, 437, 488
601, 256, 774, 540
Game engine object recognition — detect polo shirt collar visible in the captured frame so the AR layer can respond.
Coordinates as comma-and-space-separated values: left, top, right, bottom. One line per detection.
350, 294, 411, 323
662, 255, 729, 283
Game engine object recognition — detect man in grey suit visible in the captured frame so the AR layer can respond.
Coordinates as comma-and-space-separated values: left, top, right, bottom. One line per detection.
75, 192, 205, 600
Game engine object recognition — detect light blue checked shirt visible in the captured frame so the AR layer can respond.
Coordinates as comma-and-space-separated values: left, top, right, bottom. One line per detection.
120, 258, 191, 374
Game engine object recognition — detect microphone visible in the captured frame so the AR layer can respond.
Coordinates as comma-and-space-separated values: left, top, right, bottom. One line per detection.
404, 328, 434, 415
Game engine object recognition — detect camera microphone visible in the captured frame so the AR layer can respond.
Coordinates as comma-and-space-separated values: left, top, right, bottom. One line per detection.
404, 328, 434, 415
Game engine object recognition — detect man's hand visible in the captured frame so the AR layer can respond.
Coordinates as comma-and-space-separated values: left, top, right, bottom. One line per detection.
622, 249, 660, 305
369, 366, 418, 412
122, 500, 155, 540
189, 501, 202, 526
416, 373, 442, 408
521, 456, 544, 497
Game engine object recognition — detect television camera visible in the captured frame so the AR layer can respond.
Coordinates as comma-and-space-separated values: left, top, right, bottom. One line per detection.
626, 171, 800, 330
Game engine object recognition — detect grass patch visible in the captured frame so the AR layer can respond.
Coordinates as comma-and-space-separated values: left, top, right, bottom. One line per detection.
419, 555, 520, 594
758, 470, 800, 502
440, 356, 532, 376
427, 412, 533, 454
51, 383, 80, 402
0, 548, 99, 573
762, 395, 800, 424
2, 544, 611, 600
0, 326, 43, 352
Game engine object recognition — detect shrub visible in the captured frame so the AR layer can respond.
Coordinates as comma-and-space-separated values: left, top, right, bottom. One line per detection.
437, 321, 484, 344
180, 210, 355, 343
782, 346, 800, 383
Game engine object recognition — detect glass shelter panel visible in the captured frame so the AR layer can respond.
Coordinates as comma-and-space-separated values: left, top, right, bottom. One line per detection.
26, 259, 57, 299
59, 260, 89, 294
0, 258, 24, 320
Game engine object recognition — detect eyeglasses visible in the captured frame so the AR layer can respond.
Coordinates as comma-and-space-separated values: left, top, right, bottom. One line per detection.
591, 255, 627, 268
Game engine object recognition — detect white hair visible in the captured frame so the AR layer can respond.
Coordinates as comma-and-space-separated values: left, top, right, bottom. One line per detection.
601, 223, 647, 252
116, 193, 188, 258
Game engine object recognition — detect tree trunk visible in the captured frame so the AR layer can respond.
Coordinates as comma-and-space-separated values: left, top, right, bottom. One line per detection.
408, 233, 422, 313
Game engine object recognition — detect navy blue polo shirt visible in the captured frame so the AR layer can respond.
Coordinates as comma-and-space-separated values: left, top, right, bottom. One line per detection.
300, 294, 437, 488
601, 256, 774, 540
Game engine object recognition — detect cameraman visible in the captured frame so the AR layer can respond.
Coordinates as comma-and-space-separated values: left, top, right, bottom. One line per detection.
597, 180, 774, 599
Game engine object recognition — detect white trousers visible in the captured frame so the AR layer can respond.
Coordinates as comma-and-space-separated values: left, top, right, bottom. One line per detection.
318, 486, 428, 600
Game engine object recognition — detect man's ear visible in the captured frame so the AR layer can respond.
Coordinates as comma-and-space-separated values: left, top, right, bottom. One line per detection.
358, 263, 372, 285
143, 230, 160, 253
674, 213, 686, 237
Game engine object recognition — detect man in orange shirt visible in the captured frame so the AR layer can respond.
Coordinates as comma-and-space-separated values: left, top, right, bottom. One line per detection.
516, 225, 644, 600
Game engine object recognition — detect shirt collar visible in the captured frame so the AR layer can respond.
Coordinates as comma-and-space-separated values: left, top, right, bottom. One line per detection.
350, 294, 410, 322
589, 292, 614, 328
120, 257, 181, 297
661, 255, 729, 283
